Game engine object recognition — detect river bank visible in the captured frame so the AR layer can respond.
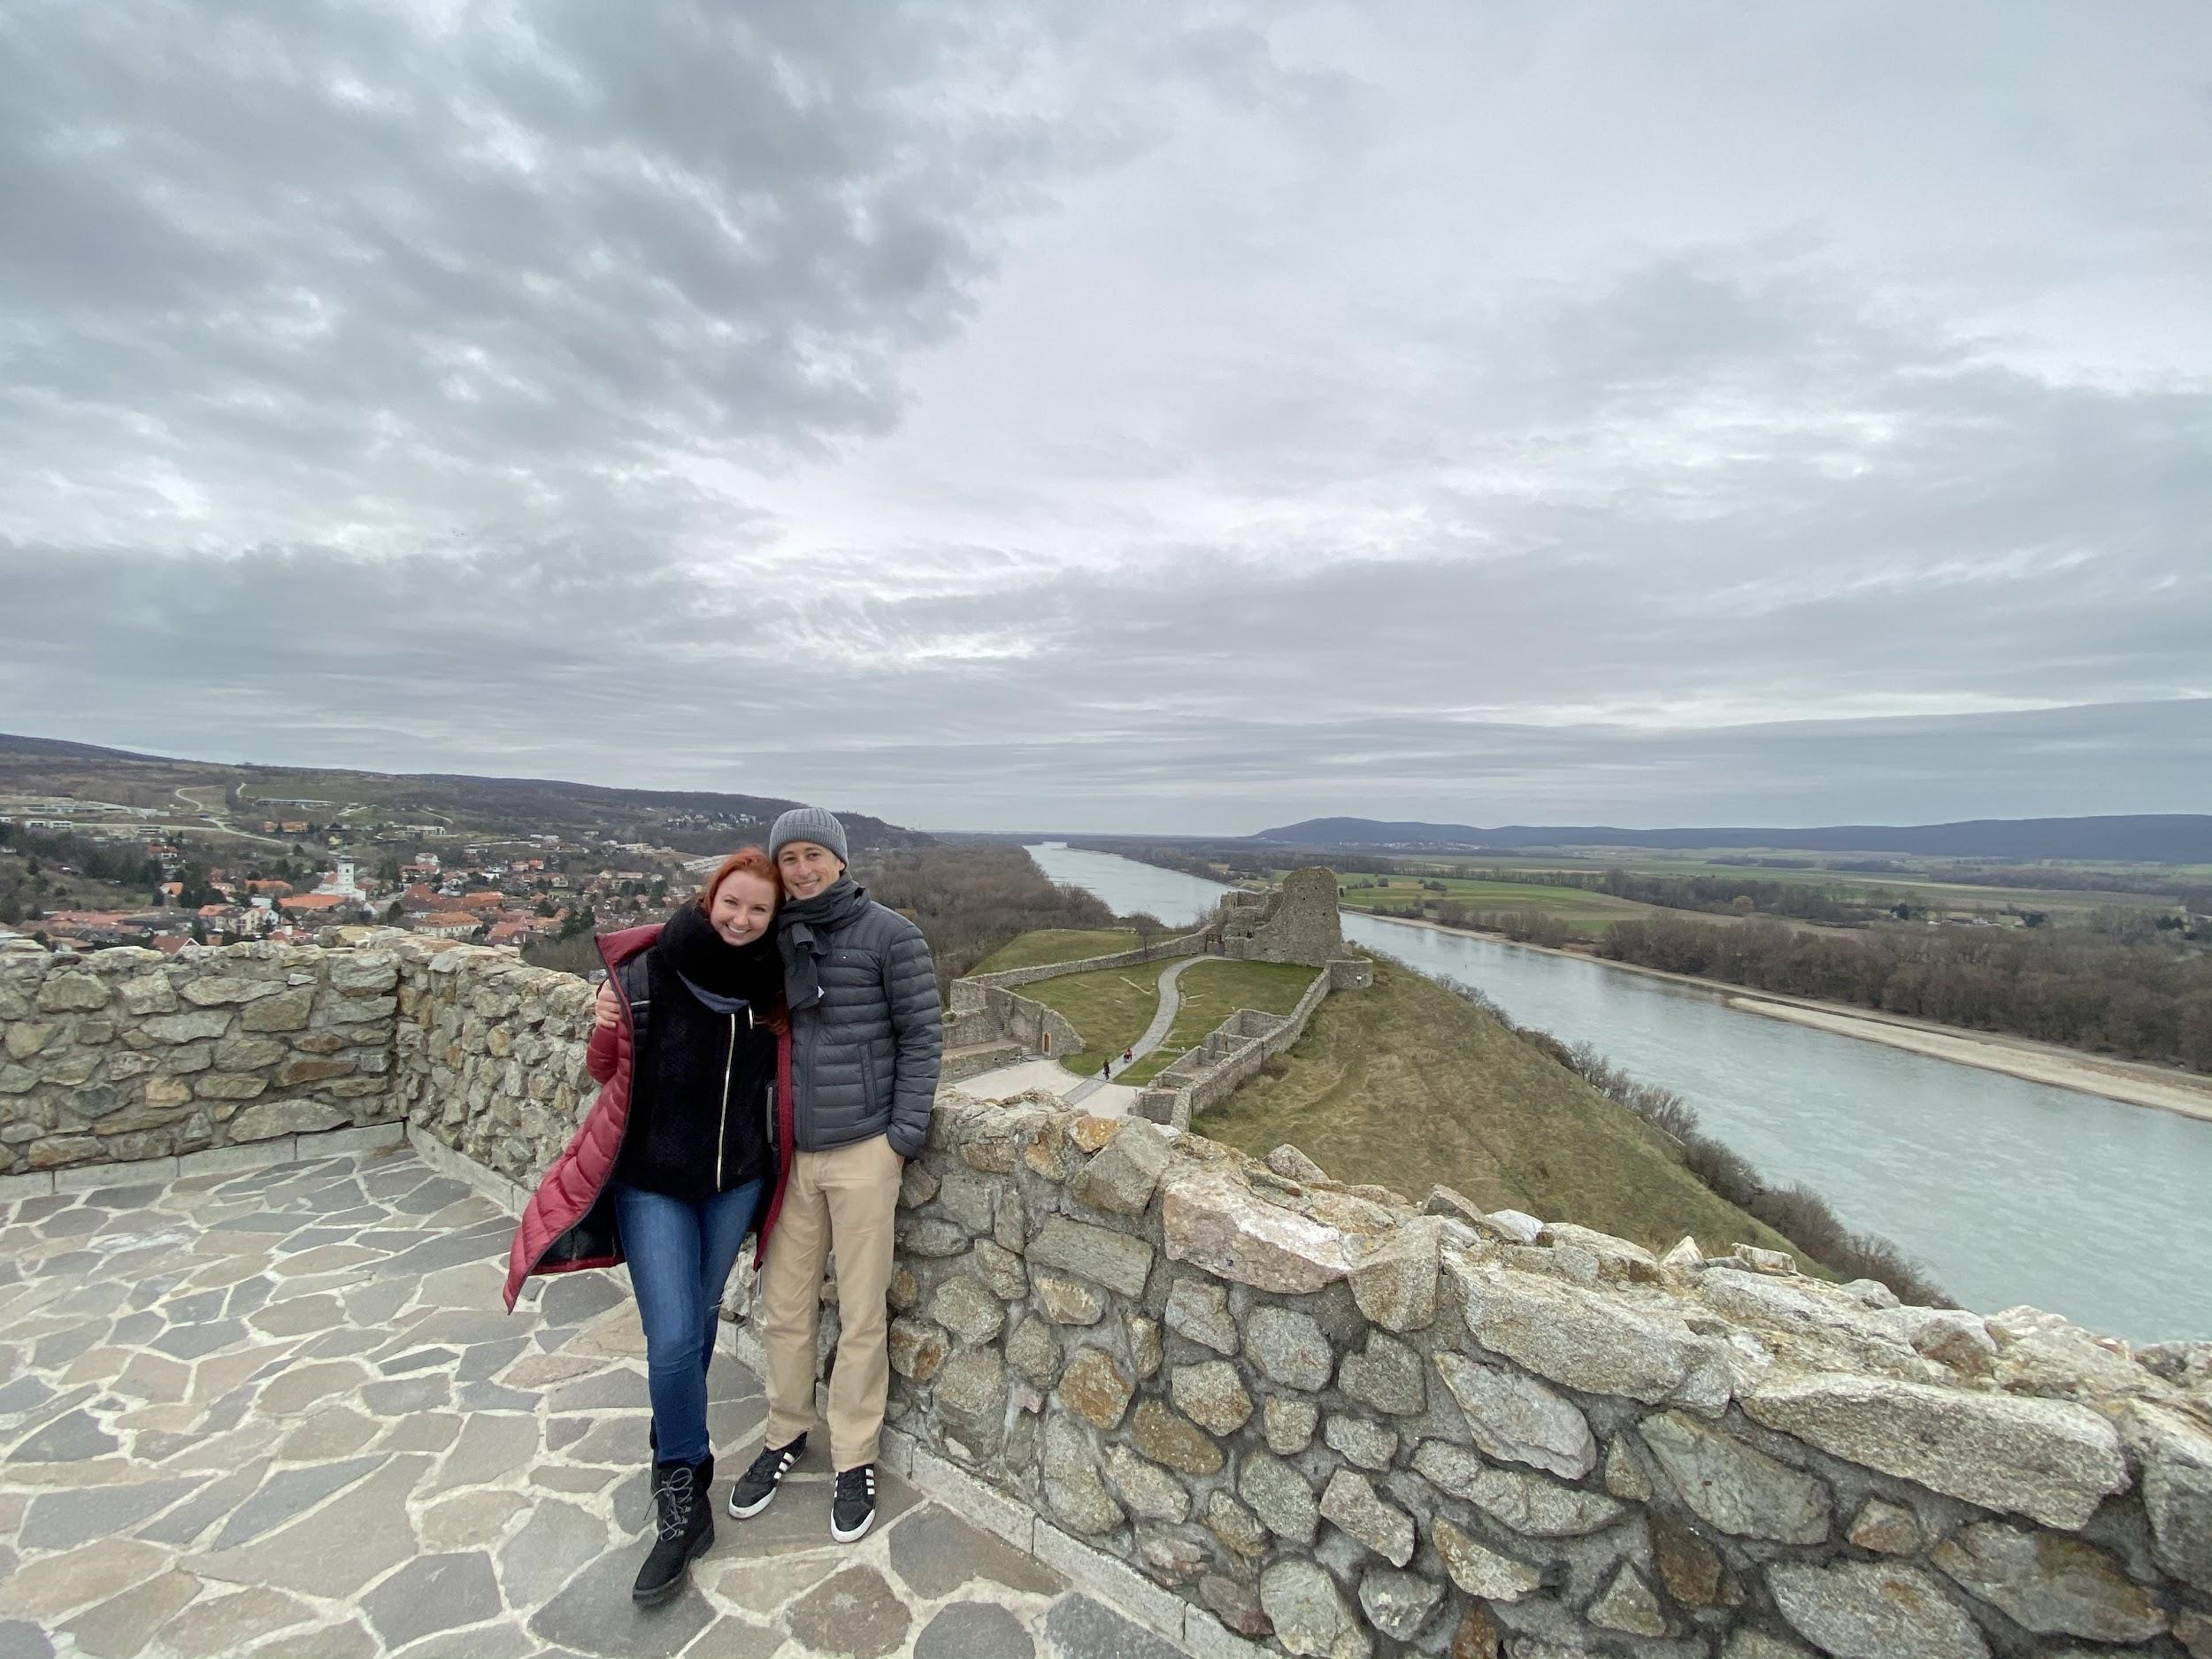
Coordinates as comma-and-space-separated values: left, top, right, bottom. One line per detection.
1354, 910, 2212, 1125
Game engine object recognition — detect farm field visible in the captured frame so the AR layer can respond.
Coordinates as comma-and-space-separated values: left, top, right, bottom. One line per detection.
1118, 958, 1318, 1085
1384, 851, 2179, 922
1332, 872, 1664, 934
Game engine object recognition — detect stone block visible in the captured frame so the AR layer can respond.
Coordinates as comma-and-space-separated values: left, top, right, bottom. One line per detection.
1322, 1415, 1394, 1471
1165, 1277, 1240, 1356
1041, 1414, 1122, 1536
1170, 1362, 1253, 1435
1431, 1518, 1539, 1601
179, 974, 280, 1006
1432, 1351, 1595, 1479
1129, 1400, 1224, 1476
1931, 1521, 2168, 1642
1348, 1217, 1441, 1332
1589, 1563, 1668, 1636
1339, 1331, 1425, 1416
1162, 1169, 1351, 1293
1768, 1559, 1990, 1659
928, 1277, 1005, 1346
1246, 1306, 1333, 1391
1637, 1410, 1832, 1544
1028, 1217, 1155, 1300
1742, 1371, 2127, 1532
963, 1240, 1029, 1301
1033, 1271, 1108, 1326
143, 1010, 234, 1044
1447, 1256, 1736, 1410
888, 1317, 949, 1383
932, 1348, 1008, 1455
1237, 1451, 1319, 1544
239, 987, 315, 1032
1059, 1347, 1133, 1431
1261, 1559, 1370, 1659
118, 974, 179, 1016
35, 971, 111, 1011
1007, 1317, 1062, 1386
1103, 1444, 1188, 1522
1242, 1403, 1305, 1463
1073, 1120, 1171, 1216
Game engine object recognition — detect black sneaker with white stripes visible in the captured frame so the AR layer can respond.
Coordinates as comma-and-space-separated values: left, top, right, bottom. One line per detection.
727, 1435, 805, 1519
831, 1463, 877, 1543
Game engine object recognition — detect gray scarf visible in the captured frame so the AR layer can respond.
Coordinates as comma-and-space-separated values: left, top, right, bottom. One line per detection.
775, 877, 872, 1010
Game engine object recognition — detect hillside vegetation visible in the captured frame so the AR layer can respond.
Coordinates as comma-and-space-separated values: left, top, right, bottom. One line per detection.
973, 927, 1138, 973
1197, 958, 1811, 1261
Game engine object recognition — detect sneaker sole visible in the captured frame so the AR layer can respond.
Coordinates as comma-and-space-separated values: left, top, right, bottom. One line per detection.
729, 1489, 777, 1519
631, 1525, 714, 1605
830, 1509, 875, 1544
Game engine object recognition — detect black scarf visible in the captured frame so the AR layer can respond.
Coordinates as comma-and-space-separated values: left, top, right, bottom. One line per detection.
776, 877, 872, 1010
657, 901, 783, 1014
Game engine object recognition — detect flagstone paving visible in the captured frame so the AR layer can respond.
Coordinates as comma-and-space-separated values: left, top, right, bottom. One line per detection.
0, 1147, 1193, 1659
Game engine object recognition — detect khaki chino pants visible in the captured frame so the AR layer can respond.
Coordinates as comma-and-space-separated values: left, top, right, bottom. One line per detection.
759, 1132, 902, 1471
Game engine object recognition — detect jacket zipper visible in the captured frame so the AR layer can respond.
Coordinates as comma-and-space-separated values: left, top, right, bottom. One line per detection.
716, 1008, 741, 1190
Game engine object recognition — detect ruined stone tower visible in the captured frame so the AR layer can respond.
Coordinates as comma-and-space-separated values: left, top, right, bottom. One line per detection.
1214, 865, 1343, 965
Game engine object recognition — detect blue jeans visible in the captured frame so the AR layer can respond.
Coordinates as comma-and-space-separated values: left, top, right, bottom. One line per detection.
614, 1179, 763, 1466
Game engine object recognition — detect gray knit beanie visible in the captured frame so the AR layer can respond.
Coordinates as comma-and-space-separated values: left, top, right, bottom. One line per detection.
769, 805, 848, 868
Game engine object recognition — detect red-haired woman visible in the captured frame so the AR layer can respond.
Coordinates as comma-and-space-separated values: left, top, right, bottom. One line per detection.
504, 849, 794, 1607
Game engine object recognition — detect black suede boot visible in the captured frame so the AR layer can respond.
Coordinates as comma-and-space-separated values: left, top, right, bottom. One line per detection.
632, 1455, 713, 1605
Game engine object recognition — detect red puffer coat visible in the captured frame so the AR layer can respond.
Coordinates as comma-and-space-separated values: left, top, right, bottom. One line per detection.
503, 924, 795, 1311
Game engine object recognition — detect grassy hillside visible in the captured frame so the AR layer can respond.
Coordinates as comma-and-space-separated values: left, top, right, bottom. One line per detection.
1197, 958, 1808, 1259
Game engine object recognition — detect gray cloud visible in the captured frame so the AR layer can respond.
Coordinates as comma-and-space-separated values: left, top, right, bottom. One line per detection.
2, 2, 2207, 833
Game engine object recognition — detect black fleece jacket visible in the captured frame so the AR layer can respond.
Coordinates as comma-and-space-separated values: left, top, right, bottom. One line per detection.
615, 947, 776, 1201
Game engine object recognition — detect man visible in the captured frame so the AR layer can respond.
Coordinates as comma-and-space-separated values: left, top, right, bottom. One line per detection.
726, 806, 941, 1543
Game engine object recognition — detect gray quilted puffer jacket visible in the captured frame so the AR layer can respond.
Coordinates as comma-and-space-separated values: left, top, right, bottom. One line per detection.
780, 882, 942, 1157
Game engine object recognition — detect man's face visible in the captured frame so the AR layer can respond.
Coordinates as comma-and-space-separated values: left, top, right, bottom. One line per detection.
778, 840, 843, 899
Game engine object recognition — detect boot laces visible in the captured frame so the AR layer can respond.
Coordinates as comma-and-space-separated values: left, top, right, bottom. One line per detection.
654, 1463, 696, 1541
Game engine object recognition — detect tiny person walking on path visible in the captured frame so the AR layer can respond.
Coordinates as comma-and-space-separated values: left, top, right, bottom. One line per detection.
504, 849, 794, 1606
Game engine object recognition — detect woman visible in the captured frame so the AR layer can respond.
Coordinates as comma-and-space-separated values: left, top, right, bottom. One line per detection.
504, 849, 795, 1607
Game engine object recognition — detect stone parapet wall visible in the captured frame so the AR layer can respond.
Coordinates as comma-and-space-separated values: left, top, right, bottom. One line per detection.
885, 1094, 2212, 1659
9, 937, 2212, 1657
0, 929, 598, 1191
381, 931, 597, 1186
0, 935, 404, 1176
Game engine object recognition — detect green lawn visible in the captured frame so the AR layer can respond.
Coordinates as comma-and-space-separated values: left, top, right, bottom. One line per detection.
1194, 959, 1813, 1261
1019, 956, 1181, 1076
972, 928, 1138, 974
1119, 959, 1319, 1085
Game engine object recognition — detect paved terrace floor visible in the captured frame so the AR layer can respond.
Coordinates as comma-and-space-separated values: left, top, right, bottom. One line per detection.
0, 1146, 1192, 1659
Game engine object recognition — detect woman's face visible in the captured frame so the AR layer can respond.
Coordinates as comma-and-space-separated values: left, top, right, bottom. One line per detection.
707, 870, 778, 948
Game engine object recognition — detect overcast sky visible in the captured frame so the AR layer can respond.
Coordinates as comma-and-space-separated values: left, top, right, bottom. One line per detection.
4, 3, 2207, 833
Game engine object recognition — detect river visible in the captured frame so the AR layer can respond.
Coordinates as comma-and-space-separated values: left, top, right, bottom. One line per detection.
1025, 842, 2212, 1341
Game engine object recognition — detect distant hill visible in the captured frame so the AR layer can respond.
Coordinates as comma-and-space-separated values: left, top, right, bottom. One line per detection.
1255, 814, 2212, 863
0, 732, 928, 856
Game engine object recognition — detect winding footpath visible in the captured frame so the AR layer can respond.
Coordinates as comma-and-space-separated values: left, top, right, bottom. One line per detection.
1064, 954, 1204, 1105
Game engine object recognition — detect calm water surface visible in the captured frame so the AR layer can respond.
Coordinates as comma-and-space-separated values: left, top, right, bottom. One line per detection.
1025, 842, 2212, 1341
